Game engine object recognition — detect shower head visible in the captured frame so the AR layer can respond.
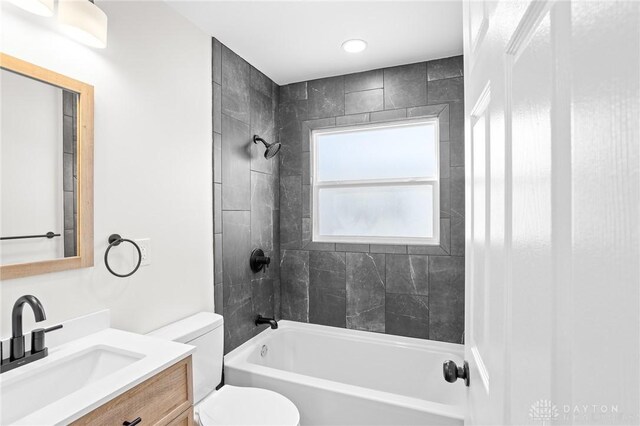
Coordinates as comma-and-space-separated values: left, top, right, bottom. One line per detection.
264, 142, 281, 159
253, 135, 281, 160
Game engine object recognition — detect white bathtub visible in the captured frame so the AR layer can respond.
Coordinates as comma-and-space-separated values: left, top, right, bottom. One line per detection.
224, 321, 465, 426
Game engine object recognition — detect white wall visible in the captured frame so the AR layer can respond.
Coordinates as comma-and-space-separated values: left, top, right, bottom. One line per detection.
0, 0, 213, 337
1, 70, 64, 263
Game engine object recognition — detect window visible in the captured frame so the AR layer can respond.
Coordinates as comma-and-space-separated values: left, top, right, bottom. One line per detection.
311, 118, 439, 246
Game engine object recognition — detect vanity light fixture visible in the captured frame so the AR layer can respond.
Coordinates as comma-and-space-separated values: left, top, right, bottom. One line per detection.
58, 0, 108, 49
6, 0, 54, 16
341, 39, 367, 53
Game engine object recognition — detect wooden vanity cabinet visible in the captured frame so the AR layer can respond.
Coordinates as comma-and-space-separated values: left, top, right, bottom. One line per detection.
72, 356, 193, 426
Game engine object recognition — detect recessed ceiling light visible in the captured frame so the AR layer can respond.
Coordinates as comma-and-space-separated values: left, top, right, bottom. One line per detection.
342, 39, 367, 53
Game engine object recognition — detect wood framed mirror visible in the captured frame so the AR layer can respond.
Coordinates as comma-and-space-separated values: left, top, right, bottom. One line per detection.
0, 53, 94, 280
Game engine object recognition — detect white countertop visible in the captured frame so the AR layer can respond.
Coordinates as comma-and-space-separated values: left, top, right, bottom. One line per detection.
0, 327, 194, 425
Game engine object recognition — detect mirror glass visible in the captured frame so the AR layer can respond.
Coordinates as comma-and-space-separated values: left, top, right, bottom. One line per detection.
1, 69, 79, 265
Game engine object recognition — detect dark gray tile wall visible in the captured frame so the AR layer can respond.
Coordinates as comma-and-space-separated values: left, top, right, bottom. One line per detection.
384, 63, 427, 109
212, 47, 465, 347
309, 252, 346, 327
277, 57, 465, 344
280, 250, 309, 322
346, 253, 386, 333
62, 91, 77, 257
213, 38, 280, 354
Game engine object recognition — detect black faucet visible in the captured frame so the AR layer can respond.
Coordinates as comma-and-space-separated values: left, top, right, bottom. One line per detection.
255, 315, 278, 329
1, 295, 62, 374
11, 295, 46, 360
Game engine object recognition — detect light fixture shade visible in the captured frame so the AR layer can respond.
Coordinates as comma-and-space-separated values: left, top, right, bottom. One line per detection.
7, 0, 54, 16
342, 39, 367, 53
58, 0, 108, 49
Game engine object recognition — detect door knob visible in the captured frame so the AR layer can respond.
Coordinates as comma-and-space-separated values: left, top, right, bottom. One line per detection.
443, 360, 470, 386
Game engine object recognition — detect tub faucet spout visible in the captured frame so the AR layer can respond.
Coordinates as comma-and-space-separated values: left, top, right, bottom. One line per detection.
255, 315, 278, 329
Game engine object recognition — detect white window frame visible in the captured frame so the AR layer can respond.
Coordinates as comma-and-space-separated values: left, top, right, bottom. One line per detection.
311, 117, 440, 246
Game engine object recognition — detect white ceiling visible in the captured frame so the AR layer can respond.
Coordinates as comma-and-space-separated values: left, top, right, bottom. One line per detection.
165, 1, 463, 85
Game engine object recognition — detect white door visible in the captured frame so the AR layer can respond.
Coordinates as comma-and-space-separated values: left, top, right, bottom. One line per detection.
462, 1, 639, 424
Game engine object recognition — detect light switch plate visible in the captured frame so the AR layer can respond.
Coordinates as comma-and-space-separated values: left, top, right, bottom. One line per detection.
134, 238, 151, 266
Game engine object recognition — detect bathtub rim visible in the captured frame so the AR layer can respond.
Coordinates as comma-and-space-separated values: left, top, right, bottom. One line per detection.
229, 320, 464, 359
224, 320, 465, 421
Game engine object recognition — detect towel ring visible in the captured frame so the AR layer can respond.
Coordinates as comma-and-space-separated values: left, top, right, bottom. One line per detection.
104, 234, 142, 278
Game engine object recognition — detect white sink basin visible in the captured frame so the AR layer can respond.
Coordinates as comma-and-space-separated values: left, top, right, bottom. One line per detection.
1, 345, 144, 424
0, 326, 193, 425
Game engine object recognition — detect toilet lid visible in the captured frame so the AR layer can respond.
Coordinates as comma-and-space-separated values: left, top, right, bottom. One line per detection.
197, 385, 300, 426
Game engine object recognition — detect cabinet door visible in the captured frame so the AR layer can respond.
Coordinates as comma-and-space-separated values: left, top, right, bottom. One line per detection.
72, 356, 193, 426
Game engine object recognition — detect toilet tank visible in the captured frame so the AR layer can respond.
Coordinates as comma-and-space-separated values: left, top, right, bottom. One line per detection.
148, 312, 224, 404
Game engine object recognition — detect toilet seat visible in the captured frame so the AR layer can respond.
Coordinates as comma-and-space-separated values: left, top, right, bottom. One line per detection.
196, 385, 300, 426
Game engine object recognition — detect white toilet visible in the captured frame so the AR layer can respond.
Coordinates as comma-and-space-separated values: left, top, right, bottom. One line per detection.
149, 312, 299, 426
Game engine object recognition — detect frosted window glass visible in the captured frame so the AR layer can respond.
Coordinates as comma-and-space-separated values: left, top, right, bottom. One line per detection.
317, 185, 434, 238
315, 123, 437, 182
